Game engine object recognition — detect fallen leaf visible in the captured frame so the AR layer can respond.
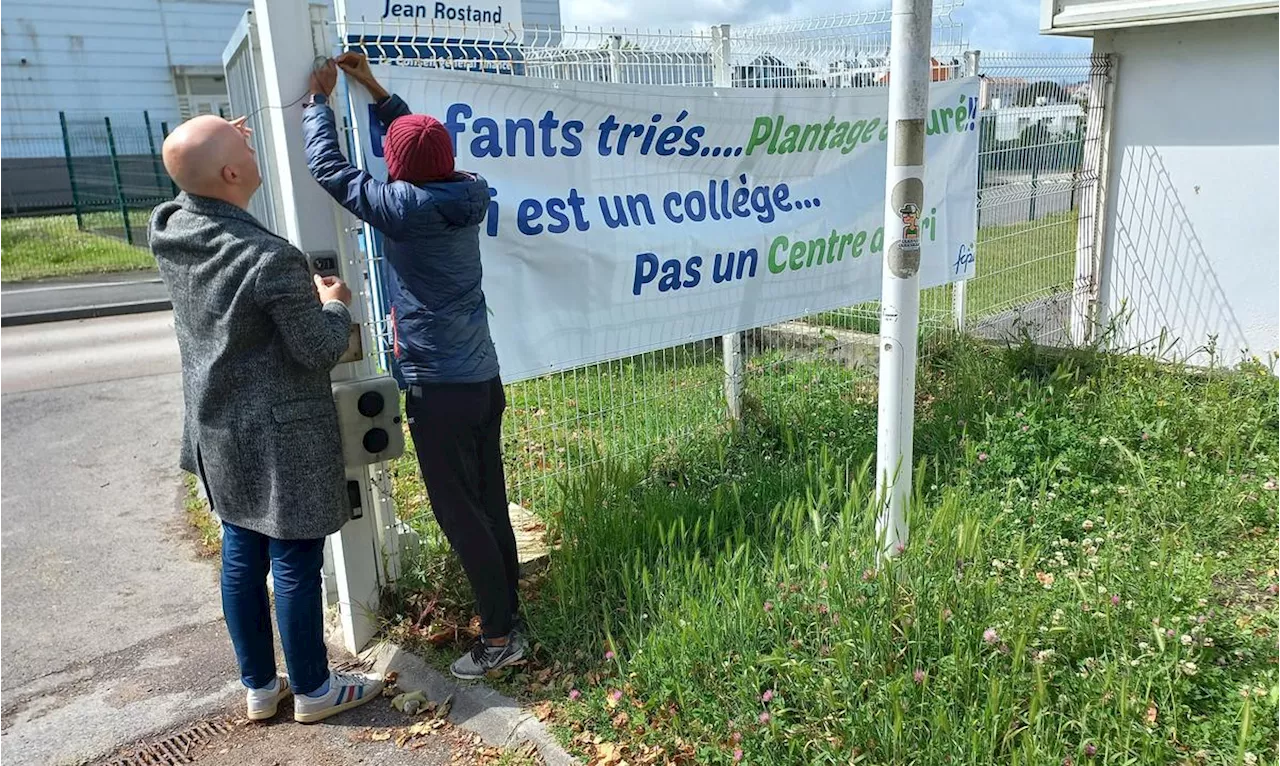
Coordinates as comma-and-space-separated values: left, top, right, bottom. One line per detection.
1145, 702, 1158, 727
370, 730, 392, 742
426, 627, 456, 647
595, 741, 624, 765
532, 701, 554, 721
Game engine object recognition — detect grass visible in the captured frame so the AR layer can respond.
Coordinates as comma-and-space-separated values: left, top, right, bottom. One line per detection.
1, 210, 157, 282
183, 474, 222, 558
967, 211, 1077, 317
385, 337, 1278, 766
390, 343, 729, 526
388, 212, 1080, 526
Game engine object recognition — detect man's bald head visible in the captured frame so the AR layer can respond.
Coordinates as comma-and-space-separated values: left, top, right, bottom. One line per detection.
162, 115, 261, 209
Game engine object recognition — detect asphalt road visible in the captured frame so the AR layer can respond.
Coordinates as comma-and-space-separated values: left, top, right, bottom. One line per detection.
978, 173, 1078, 228
0, 312, 237, 765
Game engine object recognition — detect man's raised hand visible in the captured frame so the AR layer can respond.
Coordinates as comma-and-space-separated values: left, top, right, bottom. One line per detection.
314, 274, 352, 306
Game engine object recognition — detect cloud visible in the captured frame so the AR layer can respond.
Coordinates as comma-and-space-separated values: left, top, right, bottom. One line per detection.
558, 0, 1091, 54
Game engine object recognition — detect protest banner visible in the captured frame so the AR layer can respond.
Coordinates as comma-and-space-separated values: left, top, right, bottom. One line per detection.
350, 69, 978, 381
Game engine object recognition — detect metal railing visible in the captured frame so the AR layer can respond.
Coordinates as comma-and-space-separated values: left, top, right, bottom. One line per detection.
0, 113, 172, 281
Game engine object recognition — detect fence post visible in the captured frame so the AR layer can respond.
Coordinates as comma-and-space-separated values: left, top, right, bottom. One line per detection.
59, 112, 85, 230
256, 0, 396, 655
952, 49, 980, 333
711, 23, 744, 421
975, 73, 989, 231
144, 111, 167, 197
104, 117, 134, 245
608, 34, 623, 84
1069, 54, 1116, 346
1069, 129, 1084, 211
161, 122, 180, 197
1028, 163, 1039, 222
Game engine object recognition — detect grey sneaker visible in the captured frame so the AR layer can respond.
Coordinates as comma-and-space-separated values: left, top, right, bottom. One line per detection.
451, 633, 527, 680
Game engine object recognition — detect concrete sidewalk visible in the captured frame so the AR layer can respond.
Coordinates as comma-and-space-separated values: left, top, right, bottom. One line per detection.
1, 271, 170, 327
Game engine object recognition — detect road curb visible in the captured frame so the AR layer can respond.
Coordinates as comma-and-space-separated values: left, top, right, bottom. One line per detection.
363, 641, 579, 766
0, 299, 172, 327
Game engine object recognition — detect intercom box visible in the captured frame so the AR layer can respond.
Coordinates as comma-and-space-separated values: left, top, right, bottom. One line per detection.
331, 376, 405, 468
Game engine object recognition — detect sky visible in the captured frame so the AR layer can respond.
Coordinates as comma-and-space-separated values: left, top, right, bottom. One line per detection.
558, 0, 1091, 54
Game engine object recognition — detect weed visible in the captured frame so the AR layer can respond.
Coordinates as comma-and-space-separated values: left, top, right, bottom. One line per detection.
183, 474, 221, 558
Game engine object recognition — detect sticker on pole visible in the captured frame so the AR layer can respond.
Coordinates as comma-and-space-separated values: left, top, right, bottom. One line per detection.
899, 203, 921, 252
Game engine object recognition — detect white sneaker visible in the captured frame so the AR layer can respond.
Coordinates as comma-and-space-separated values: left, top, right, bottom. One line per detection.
246, 676, 292, 721
293, 671, 384, 724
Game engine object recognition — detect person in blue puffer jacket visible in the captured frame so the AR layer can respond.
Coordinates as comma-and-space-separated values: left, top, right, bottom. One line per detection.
301, 54, 525, 680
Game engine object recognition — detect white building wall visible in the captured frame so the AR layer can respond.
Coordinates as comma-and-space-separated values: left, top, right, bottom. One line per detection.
1042, 0, 1277, 34
165, 1, 258, 66
1, 0, 251, 155
1095, 15, 1279, 365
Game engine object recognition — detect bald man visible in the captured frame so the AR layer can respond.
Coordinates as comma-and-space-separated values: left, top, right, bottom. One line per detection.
149, 112, 382, 724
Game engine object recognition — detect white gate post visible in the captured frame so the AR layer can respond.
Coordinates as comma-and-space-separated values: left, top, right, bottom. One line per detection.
1070, 54, 1117, 346
711, 23, 744, 421
252, 0, 389, 654
874, 0, 934, 562
951, 49, 979, 333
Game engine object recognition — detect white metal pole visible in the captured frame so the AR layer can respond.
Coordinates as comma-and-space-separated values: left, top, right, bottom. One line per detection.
253, 0, 386, 653
711, 23, 744, 421
951, 50, 979, 334
874, 0, 934, 562
608, 34, 624, 84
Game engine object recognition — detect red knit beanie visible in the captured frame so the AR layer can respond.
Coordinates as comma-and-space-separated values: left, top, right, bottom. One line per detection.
384, 114, 455, 183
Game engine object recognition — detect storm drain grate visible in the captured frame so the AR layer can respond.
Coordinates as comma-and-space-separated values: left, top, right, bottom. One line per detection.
95, 719, 234, 766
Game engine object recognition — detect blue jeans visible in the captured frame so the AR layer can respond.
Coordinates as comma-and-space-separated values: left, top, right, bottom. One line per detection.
220, 522, 329, 696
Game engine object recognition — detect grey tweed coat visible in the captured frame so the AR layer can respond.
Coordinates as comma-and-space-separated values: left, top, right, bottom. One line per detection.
150, 193, 352, 540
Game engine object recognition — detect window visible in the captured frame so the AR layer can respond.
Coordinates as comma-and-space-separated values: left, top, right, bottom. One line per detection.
174, 73, 231, 122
